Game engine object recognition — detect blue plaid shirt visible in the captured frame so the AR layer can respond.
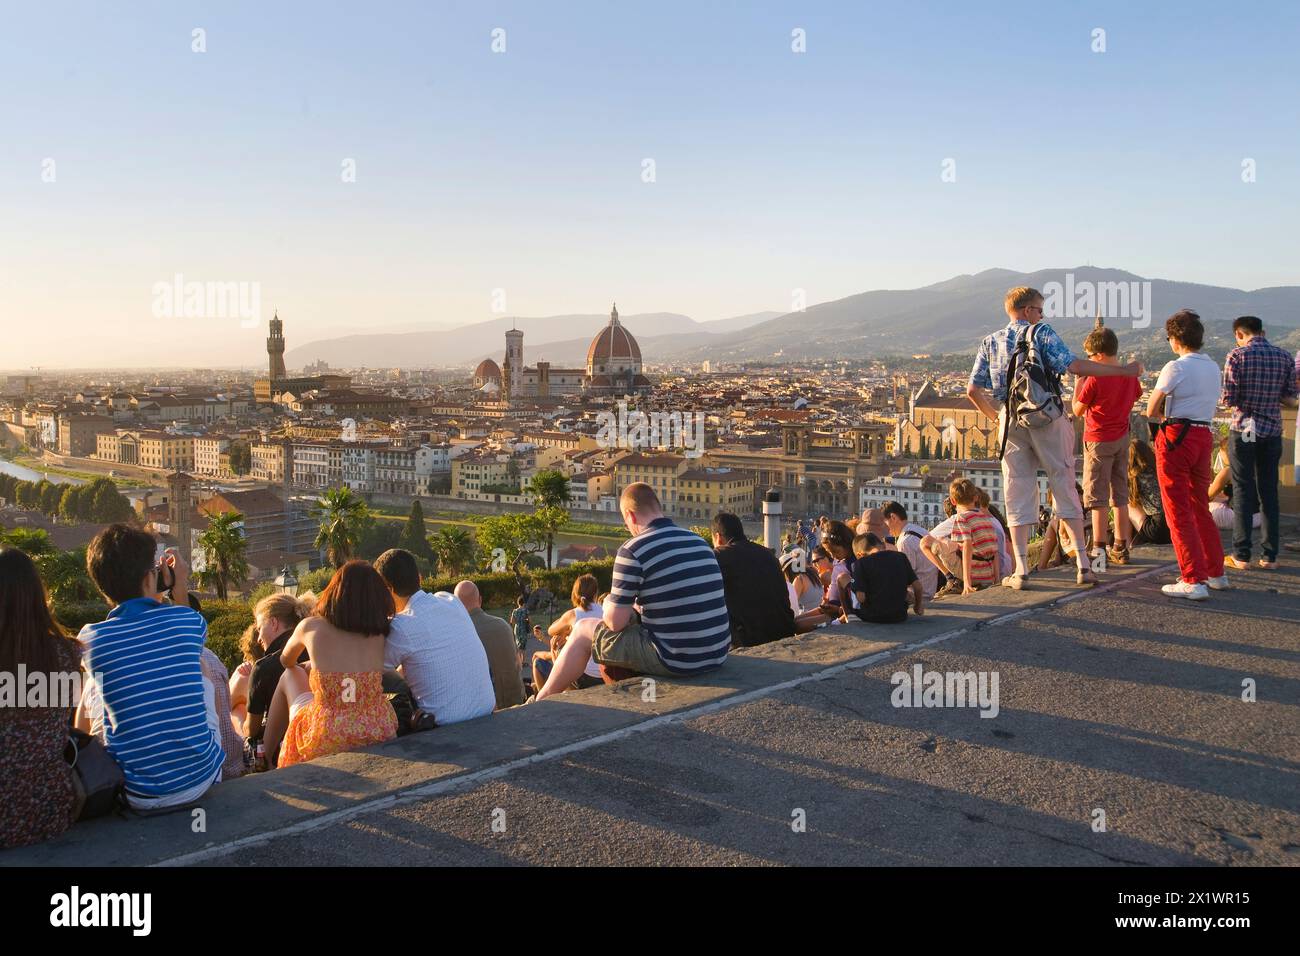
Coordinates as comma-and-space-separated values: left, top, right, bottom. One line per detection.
969, 320, 1076, 404
1222, 337, 1298, 438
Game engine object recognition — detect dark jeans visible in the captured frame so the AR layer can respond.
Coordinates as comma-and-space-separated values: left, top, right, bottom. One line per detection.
1229, 431, 1283, 561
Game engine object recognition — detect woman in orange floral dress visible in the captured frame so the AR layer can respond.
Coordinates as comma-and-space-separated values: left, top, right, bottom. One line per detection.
273, 561, 397, 768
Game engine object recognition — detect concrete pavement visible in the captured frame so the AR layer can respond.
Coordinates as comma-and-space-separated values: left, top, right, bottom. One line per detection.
6, 542, 1298, 866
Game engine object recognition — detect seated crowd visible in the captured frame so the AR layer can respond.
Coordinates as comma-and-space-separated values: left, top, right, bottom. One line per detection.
0, 452, 1198, 850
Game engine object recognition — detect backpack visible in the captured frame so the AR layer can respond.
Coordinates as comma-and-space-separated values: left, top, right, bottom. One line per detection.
1000, 323, 1064, 456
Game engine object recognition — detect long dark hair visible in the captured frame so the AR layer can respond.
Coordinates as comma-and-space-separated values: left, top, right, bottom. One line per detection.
0, 547, 82, 675
1128, 440, 1157, 504
315, 560, 393, 637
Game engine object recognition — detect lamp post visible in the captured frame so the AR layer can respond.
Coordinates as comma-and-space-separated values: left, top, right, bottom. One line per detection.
274, 566, 298, 597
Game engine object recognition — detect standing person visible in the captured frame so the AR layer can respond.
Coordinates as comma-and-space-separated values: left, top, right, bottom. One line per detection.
275, 561, 398, 768
0, 548, 82, 848
1221, 316, 1299, 570
533, 483, 728, 699
881, 501, 937, 599
1072, 319, 1143, 565
1146, 310, 1227, 600
712, 511, 795, 647
78, 525, 223, 810
454, 580, 527, 709
375, 549, 494, 725
966, 286, 1143, 589
508, 596, 532, 669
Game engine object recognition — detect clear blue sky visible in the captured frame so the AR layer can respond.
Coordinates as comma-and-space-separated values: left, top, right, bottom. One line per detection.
2, 1, 1297, 368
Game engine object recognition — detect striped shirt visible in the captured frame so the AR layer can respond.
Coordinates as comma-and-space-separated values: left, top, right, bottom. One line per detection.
950, 511, 999, 588
610, 517, 730, 673
1222, 337, 1298, 439
79, 599, 223, 801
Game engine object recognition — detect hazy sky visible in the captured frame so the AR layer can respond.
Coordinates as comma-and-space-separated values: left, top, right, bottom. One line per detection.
2, 1, 1297, 368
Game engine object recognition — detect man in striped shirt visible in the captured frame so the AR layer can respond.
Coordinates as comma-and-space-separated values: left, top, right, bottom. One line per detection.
79, 524, 224, 810
532, 483, 729, 699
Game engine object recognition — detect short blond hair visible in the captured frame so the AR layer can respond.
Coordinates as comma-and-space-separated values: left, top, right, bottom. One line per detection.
1004, 286, 1043, 315
619, 481, 662, 517
949, 477, 980, 507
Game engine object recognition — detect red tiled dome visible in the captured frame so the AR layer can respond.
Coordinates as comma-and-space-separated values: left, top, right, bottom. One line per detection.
474, 358, 502, 382
586, 304, 642, 367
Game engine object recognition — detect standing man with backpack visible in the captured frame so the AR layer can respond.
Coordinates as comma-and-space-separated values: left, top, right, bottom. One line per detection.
966, 286, 1143, 589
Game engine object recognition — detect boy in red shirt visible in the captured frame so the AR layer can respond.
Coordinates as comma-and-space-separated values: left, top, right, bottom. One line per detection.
1072, 320, 1143, 564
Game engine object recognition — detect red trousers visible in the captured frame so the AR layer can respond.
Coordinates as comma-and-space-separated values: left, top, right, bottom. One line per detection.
1155, 425, 1223, 584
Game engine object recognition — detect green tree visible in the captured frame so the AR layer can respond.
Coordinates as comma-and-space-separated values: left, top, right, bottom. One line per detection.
429, 526, 476, 577
35, 547, 98, 604
398, 500, 434, 561
89, 478, 134, 523
228, 442, 251, 476
528, 469, 571, 507
0, 526, 54, 555
312, 486, 370, 568
195, 511, 250, 601
58, 485, 81, 523
15, 481, 39, 509
532, 504, 570, 569
38, 481, 63, 517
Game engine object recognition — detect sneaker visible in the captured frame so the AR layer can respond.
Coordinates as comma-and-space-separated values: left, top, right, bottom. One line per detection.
1001, 573, 1030, 591
1108, 544, 1130, 566
935, 576, 962, 598
1076, 568, 1099, 587
1224, 556, 1251, 570
1162, 581, 1209, 601
1258, 558, 1278, 570
1205, 575, 1231, 591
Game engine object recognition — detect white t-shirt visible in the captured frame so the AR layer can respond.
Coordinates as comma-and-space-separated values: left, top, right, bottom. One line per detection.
573, 604, 604, 679
385, 590, 495, 724
897, 523, 938, 599
1155, 352, 1221, 423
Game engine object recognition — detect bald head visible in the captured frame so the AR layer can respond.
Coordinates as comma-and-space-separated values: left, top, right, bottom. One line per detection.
453, 580, 481, 611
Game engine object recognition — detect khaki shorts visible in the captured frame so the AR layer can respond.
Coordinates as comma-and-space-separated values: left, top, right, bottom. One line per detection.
591, 620, 676, 678
1001, 412, 1082, 528
1082, 436, 1130, 508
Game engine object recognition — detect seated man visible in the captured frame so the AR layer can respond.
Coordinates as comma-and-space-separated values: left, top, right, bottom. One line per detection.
881, 501, 937, 600
711, 511, 795, 647
533, 482, 729, 700
847, 532, 923, 624
78, 524, 224, 811
375, 549, 495, 725
454, 580, 526, 709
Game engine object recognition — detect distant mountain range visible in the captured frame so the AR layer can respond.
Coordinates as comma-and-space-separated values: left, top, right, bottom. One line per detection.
283, 311, 783, 369
282, 268, 1300, 369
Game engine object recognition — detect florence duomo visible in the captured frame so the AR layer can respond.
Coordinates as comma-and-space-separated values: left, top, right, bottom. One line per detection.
472, 303, 652, 402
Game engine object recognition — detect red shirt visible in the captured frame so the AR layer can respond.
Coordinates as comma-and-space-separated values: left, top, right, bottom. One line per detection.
1076, 373, 1142, 442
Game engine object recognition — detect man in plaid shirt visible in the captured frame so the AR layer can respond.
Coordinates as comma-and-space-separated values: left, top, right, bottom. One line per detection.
1221, 316, 1299, 569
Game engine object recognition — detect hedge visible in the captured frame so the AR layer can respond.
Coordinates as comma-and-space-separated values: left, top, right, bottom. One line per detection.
198, 600, 256, 673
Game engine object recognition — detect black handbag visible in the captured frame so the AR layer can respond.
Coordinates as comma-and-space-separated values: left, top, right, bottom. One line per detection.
64, 729, 127, 820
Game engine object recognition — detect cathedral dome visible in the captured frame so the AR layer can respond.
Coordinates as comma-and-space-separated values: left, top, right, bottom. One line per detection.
586, 303, 642, 369
473, 358, 502, 388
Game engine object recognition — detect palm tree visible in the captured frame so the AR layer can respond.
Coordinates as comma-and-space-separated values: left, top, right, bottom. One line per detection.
527, 471, 571, 568
312, 487, 370, 568
429, 526, 476, 577
195, 511, 250, 601
34, 547, 98, 604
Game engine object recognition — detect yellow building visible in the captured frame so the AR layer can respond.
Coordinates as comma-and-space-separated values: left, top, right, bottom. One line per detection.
136, 432, 194, 472
676, 467, 756, 520
610, 452, 688, 513
897, 383, 997, 459
452, 453, 514, 496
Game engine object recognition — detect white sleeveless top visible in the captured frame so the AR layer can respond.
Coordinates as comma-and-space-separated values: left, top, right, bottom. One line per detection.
574, 605, 604, 678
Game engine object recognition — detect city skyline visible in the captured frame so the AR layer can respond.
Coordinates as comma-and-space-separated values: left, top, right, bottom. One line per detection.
4, 1, 1298, 368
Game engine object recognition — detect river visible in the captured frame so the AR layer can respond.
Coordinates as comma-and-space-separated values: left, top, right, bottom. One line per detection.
0, 456, 87, 486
